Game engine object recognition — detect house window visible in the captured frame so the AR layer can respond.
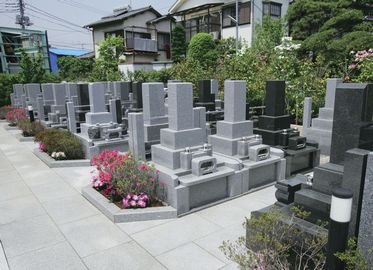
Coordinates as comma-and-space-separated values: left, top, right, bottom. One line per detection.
222, 2, 251, 28
125, 31, 151, 40
263, 2, 282, 19
104, 30, 124, 38
157, 32, 170, 51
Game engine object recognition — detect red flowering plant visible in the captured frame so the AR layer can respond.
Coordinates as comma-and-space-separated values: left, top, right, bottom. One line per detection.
5, 108, 27, 126
91, 149, 165, 209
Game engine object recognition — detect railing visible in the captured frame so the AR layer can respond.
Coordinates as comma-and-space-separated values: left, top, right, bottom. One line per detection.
126, 38, 157, 53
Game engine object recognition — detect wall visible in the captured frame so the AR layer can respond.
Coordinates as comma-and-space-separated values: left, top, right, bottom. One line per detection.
222, 24, 252, 47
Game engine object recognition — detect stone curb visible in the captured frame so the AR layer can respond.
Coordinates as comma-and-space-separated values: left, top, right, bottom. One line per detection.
15, 133, 35, 142
3, 125, 19, 131
33, 148, 91, 168
82, 185, 177, 223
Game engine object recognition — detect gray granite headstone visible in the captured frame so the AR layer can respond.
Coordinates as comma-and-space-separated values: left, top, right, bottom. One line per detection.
66, 83, 78, 99
13, 84, 24, 99
142, 83, 166, 125
128, 112, 146, 160
224, 80, 246, 122
41, 83, 54, 101
168, 83, 194, 131
36, 97, 44, 120
303, 97, 312, 130
24, 83, 41, 101
88, 82, 107, 113
66, 101, 77, 133
358, 152, 373, 268
52, 83, 66, 105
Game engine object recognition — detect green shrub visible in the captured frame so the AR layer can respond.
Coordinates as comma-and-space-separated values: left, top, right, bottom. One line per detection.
128, 68, 172, 83
17, 120, 45, 137
0, 105, 13, 119
57, 56, 94, 81
187, 33, 218, 67
35, 129, 84, 160
0, 73, 19, 107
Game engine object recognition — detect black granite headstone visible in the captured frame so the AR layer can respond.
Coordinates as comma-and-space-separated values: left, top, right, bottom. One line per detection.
265, 80, 286, 116
195, 80, 216, 112
330, 83, 373, 165
132, 82, 143, 109
77, 83, 90, 105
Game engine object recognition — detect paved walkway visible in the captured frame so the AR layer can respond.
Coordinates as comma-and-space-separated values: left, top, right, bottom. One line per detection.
0, 122, 276, 270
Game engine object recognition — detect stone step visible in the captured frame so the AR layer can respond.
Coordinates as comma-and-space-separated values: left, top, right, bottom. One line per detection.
318, 108, 334, 120
312, 163, 344, 194
312, 118, 333, 130
294, 188, 331, 218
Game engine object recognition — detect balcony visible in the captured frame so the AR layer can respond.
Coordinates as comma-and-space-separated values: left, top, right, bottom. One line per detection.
126, 37, 157, 53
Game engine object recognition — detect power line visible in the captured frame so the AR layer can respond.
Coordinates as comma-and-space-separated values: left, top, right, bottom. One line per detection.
56, 0, 107, 15
26, 10, 90, 34
26, 2, 89, 31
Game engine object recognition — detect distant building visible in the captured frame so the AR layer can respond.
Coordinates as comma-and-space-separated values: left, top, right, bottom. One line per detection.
169, 0, 290, 47
48, 47, 90, 73
85, 5, 175, 74
0, 26, 50, 73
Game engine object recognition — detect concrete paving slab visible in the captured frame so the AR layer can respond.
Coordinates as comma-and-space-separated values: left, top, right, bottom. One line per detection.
156, 242, 225, 270
83, 241, 166, 270
7, 242, 87, 270
0, 215, 64, 258
59, 214, 131, 257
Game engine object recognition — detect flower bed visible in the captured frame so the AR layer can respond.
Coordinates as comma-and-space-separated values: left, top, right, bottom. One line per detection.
5, 108, 27, 127
91, 150, 165, 209
35, 129, 84, 160
83, 150, 176, 222
17, 120, 44, 137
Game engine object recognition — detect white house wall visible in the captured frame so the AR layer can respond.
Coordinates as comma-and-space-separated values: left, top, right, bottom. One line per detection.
222, 23, 252, 47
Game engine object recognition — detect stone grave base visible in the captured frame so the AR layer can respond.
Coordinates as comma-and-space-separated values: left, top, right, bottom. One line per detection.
33, 148, 91, 168
15, 133, 35, 142
82, 186, 177, 223
75, 134, 129, 160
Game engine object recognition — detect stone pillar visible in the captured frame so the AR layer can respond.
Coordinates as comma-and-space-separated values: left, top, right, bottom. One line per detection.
194, 107, 207, 142
10, 93, 15, 107
224, 80, 247, 122
142, 83, 166, 125
110, 99, 122, 124
168, 82, 194, 130
66, 83, 78, 100
66, 101, 77, 133
264, 80, 286, 117
303, 97, 312, 133
128, 112, 146, 160
325, 78, 342, 109
358, 152, 373, 268
88, 82, 107, 113
36, 97, 44, 121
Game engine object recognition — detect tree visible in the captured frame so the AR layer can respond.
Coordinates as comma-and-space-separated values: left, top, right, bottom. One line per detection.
187, 32, 218, 68
90, 35, 125, 81
288, 0, 373, 75
57, 56, 94, 81
171, 24, 186, 62
18, 50, 46, 83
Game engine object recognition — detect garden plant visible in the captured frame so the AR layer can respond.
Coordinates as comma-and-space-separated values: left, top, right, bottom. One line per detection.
90, 149, 165, 209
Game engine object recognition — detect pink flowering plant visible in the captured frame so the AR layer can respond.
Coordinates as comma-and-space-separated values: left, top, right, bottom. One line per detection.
5, 108, 27, 126
91, 150, 165, 209
347, 49, 373, 82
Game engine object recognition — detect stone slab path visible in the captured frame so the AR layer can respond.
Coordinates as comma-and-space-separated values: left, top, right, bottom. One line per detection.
0, 123, 276, 270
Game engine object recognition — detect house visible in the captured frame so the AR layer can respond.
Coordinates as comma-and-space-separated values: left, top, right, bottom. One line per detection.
48, 48, 91, 73
168, 0, 290, 47
0, 27, 50, 73
84, 5, 175, 73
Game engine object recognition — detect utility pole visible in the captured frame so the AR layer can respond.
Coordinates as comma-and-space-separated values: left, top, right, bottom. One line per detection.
19, 0, 25, 29
15, 0, 32, 29
235, 0, 239, 54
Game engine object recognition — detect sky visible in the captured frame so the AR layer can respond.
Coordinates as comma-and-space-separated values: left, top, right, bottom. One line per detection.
0, 0, 175, 51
